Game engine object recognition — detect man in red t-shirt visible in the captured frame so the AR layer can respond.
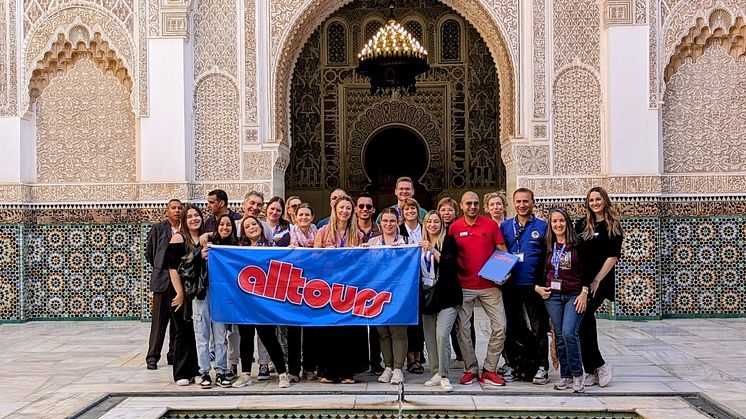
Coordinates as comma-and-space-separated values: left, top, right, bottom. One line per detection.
448, 191, 509, 387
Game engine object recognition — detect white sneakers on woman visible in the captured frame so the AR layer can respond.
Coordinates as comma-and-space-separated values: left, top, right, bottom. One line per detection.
440, 377, 453, 392
377, 367, 405, 384
424, 373, 442, 387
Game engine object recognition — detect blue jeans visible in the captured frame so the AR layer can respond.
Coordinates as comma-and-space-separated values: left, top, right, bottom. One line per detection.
545, 292, 584, 378
192, 297, 229, 375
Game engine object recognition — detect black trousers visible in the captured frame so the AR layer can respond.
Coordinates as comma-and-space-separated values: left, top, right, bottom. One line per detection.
167, 286, 199, 381
146, 291, 175, 363
318, 326, 366, 380
407, 316, 425, 354
369, 326, 382, 367
579, 283, 613, 372
237, 325, 287, 375
301, 327, 320, 373
502, 283, 550, 370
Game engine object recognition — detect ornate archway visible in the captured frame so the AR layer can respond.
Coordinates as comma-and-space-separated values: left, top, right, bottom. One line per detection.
272, 0, 517, 148
348, 101, 443, 192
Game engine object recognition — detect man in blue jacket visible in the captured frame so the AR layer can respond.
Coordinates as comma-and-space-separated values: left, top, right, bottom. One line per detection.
499, 188, 550, 384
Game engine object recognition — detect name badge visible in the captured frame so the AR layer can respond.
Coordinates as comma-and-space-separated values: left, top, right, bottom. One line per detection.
459, 231, 469, 237
550, 280, 561, 291
514, 252, 524, 262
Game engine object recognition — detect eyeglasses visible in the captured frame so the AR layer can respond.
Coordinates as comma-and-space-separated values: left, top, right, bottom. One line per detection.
289, 204, 299, 209
358, 204, 373, 210
464, 201, 480, 207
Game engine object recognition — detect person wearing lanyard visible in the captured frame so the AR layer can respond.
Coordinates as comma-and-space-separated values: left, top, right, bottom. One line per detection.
449, 191, 509, 387
535, 207, 589, 394
354, 192, 385, 376
499, 188, 550, 385
376, 176, 428, 223
368, 207, 411, 384
398, 197, 426, 374
314, 194, 367, 383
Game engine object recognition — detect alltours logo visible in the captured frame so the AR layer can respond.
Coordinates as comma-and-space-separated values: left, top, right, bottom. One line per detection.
237, 260, 392, 318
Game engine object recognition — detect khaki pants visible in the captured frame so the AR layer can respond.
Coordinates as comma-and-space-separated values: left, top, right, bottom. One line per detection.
377, 326, 408, 369
457, 287, 507, 374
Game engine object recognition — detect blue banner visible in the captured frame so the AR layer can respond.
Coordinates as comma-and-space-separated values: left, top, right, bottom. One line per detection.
208, 245, 421, 326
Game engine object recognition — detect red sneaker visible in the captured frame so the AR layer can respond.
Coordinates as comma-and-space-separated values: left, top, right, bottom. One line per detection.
459, 371, 480, 385
480, 370, 506, 386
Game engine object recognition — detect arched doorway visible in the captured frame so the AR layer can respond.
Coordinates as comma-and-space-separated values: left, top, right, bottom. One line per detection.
363, 126, 432, 210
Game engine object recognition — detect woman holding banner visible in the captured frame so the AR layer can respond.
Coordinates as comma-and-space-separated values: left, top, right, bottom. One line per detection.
287, 203, 318, 382
398, 198, 426, 375
420, 210, 461, 392
314, 195, 367, 384
232, 215, 292, 388
368, 207, 410, 385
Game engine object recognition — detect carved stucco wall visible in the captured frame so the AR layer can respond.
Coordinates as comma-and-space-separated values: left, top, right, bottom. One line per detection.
0, 0, 18, 116
23, 1, 147, 115
662, 46, 746, 174
35, 58, 136, 183
192, 0, 241, 182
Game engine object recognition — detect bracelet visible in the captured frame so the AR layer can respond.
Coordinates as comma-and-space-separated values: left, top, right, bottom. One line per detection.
581, 287, 589, 294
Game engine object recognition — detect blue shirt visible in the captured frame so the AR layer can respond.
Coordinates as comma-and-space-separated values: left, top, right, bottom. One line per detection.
500, 215, 547, 286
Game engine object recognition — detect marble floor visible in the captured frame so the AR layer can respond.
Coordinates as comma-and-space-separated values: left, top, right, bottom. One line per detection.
1, 311, 745, 418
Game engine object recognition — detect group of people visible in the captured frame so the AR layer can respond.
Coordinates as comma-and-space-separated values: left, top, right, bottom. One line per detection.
145, 176, 624, 394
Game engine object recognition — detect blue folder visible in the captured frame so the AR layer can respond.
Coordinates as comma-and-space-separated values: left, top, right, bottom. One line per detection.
478, 250, 520, 285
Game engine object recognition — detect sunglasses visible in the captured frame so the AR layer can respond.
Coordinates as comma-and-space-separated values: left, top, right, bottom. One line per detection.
358, 204, 373, 210
464, 201, 480, 207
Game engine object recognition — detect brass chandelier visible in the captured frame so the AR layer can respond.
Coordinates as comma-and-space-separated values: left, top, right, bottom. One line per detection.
356, 0, 430, 95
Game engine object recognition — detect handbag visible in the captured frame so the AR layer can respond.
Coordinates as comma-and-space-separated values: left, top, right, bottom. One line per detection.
420, 274, 440, 315
177, 244, 205, 300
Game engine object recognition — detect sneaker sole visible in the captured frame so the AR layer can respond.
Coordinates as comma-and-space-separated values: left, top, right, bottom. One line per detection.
232, 381, 253, 388
459, 379, 478, 385
481, 380, 506, 387
256, 376, 270, 381
532, 379, 550, 385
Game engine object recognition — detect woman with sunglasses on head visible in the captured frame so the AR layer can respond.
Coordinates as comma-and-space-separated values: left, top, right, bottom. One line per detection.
314, 195, 367, 384
230, 215, 292, 389
368, 207, 411, 385
535, 208, 590, 394
165, 204, 204, 386
287, 203, 319, 381
419, 210, 461, 392
265, 196, 291, 247
284, 196, 302, 225
576, 187, 623, 388
397, 198, 426, 375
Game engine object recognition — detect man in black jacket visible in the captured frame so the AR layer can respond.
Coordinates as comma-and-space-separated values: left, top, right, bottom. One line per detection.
144, 198, 182, 370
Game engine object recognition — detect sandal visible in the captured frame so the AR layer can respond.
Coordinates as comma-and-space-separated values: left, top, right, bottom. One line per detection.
408, 361, 424, 374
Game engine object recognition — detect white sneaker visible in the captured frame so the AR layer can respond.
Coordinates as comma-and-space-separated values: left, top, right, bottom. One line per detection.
278, 372, 291, 388
572, 376, 585, 393
175, 378, 191, 386
378, 367, 393, 383
597, 363, 613, 387
553, 377, 572, 390
390, 368, 404, 385
440, 377, 453, 392
232, 373, 255, 388
424, 373, 442, 387
584, 372, 598, 386
193, 375, 203, 385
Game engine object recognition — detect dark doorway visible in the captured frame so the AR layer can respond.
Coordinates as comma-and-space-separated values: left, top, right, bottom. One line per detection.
363, 126, 432, 210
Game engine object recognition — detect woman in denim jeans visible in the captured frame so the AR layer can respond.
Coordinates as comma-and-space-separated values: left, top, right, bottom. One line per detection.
534, 208, 590, 393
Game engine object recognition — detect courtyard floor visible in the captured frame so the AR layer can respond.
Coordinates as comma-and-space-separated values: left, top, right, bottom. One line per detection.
1, 310, 745, 418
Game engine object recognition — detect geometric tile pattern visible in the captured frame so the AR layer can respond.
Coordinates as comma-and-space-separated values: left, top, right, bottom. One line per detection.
660, 217, 746, 317
22, 224, 143, 320
615, 218, 660, 318
0, 225, 22, 321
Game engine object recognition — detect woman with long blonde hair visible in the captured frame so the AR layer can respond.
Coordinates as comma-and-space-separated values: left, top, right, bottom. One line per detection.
576, 187, 623, 388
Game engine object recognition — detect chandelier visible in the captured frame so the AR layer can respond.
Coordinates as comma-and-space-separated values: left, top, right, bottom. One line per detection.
356, 0, 429, 95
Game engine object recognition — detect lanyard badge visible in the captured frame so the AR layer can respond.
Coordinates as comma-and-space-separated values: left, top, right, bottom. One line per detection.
550, 242, 566, 290
512, 219, 526, 262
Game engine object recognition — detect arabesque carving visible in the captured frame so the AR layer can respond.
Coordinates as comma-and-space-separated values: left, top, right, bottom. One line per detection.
28, 30, 132, 104
664, 13, 746, 81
